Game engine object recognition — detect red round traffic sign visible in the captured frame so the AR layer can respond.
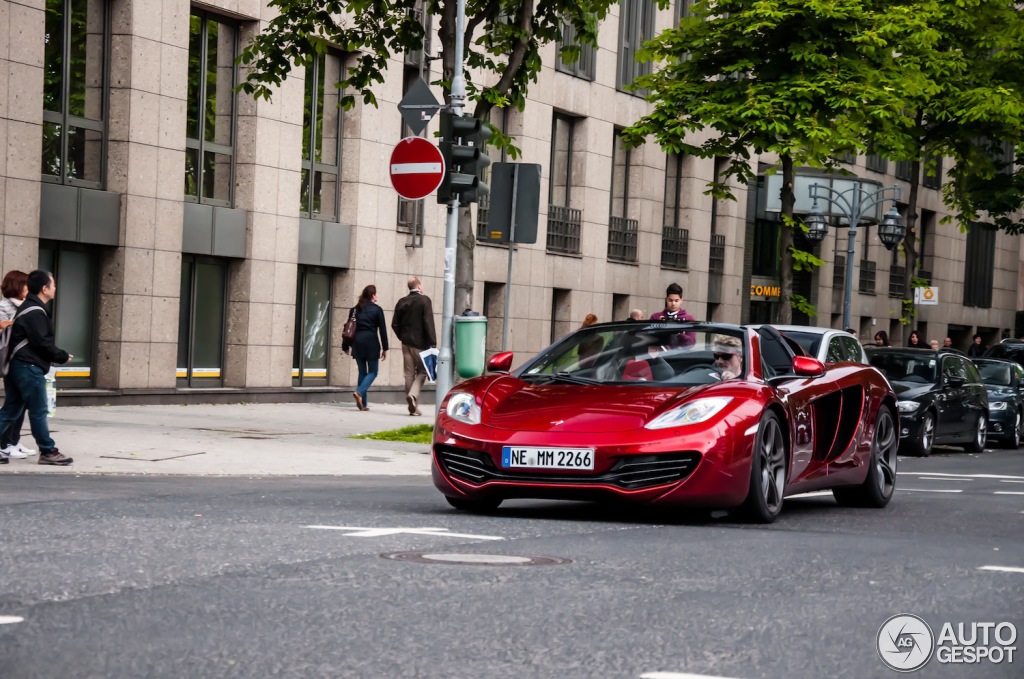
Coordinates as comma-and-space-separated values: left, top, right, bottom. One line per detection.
389, 137, 445, 200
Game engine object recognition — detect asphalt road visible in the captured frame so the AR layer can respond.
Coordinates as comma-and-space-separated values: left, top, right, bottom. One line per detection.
1, 449, 1021, 679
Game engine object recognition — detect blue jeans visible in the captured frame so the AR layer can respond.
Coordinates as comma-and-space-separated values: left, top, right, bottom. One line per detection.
0, 361, 55, 452
355, 357, 379, 406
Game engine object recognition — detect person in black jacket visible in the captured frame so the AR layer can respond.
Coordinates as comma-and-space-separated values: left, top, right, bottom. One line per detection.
342, 285, 388, 411
391, 276, 436, 416
0, 270, 73, 465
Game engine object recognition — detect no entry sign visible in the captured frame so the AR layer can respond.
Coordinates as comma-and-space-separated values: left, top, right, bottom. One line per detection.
389, 137, 445, 200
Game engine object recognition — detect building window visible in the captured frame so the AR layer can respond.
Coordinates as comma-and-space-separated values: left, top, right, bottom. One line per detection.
293, 267, 332, 386
42, 0, 107, 188
865, 150, 887, 174
177, 255, 227, 386
921, 154, 943, 189
895, 160, 913, 181
752, 218, 780, 277
661, 153, 689, 270
964, 224, 995, 308
476, 107, 508, 240
38, 241, 99, 387
676, 0, 692, 22
397, 69, 425, 242
301, 53, 343, 220
548, 114, 582, 255
555, 22, 596, 80
185, 12, 237, 206
918, 208, 935, 272
608, 130, 638, 263
403, 0, 432, 68
617, 0, 656, 93
550, 288, 572, 344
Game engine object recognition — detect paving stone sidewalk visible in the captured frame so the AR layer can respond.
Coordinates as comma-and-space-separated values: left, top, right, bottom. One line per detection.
0, 401, 433, 477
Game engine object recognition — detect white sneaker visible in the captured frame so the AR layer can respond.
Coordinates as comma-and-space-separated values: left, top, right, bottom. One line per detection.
0, 445, 27, 459
14, 443, 36, 456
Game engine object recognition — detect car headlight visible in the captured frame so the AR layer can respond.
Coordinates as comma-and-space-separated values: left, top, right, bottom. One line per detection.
897, 400, 921, 414
445, 392, 481, 425
646, 397, 733, 430
989, 401, 1008, 411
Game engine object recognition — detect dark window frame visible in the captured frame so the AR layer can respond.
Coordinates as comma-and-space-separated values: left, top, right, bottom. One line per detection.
555, 21, 596, 80
617, 0, 656, 94
41, 0, 110, 189
177, 253, 229, 387
300, 51, 345, 221
185, 10, 239, 207
608, 128, 638, 263
292, 265, 332, 386
964, 223, 995, 308
661, 153, 689, 270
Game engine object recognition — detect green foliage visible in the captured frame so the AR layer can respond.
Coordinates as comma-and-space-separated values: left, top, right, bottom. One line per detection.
788, 245, 824, 273
899, 298, 916, 327
789, 294, 817, 319
351, 424, 434, 443
238, 0, 616, 124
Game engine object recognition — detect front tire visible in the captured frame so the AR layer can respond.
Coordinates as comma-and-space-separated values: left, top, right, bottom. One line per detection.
445, 496, 502, 513
963, 413, 987, 453
834, 406, 898, 508
740, 411, 787, 523
910, 411, 935, 457
1003, 411, 1022, 449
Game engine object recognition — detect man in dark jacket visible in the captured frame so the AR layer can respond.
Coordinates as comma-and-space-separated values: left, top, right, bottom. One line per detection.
392, 276, 436, 416
0, 270, 73, 465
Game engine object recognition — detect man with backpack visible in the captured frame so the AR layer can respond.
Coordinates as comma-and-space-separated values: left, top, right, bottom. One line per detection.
0, 270, 73, 466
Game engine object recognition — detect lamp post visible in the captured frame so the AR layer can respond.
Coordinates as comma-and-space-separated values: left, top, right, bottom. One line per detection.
803, 182, 905, 332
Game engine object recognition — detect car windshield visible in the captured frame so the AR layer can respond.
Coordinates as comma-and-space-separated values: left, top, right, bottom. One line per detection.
779, 331, 822, 358
868, 352, 937, 385
519, 325, 747, 386
977, 362, 1012, 386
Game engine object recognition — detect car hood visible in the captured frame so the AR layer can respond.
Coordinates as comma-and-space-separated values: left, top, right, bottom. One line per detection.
480, 377, 709, 432
890, 381, 932, 400
983, 385, 1015, 401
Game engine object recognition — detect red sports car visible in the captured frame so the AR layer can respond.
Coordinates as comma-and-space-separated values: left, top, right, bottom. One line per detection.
433, 322, 898, 522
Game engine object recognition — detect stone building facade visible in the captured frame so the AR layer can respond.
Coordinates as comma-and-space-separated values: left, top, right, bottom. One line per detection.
1, 0, 1021, 404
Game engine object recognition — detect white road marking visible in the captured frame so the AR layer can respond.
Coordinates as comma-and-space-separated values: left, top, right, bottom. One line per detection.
994, 491, 1024, 496
641, 673, 742, 679
901, 472, 1024, 480
900, 488, 963, 493
788, 491, 834, 498
305, 526, 504, 540
915, 476, 973, 481
999, 479, 1024, 484
0, 616, 24, 625
978, 566, 1024, 574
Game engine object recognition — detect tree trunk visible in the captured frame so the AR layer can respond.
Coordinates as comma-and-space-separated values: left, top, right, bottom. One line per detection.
900, 159, 922, 344
777, 155, 796, 324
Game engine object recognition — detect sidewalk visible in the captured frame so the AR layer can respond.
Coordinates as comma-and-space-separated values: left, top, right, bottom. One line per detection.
0, 401, 433, 477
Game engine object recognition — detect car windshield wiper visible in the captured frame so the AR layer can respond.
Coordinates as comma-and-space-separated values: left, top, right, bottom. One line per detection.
520, 371, 601, 385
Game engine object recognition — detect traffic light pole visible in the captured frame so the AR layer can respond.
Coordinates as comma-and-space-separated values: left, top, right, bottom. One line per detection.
435, 0, 468, 416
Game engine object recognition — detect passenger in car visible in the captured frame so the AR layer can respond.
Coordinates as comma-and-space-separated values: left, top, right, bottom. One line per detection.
712, 336, 744, 380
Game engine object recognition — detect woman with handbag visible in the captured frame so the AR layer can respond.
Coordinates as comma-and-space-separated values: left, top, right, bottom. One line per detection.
342, 285, 388, 411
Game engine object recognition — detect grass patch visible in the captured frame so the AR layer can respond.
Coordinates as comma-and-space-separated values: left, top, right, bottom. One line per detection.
351, 423, 433, 444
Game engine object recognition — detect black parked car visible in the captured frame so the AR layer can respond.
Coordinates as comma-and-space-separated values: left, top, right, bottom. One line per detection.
984, 340, 1024, 369
865, 347, 989, 456
971, 358, 1024, 448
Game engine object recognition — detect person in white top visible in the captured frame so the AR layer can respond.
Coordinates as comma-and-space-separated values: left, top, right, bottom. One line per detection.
0, 270, 34, 461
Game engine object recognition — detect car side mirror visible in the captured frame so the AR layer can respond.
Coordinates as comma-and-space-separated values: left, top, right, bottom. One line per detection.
486, 351, 514, 373
792, 356, 826, 377
945, 375, 966, 388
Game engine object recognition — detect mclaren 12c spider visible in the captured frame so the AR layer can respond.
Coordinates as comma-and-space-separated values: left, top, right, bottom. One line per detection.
432, 322, 899, 523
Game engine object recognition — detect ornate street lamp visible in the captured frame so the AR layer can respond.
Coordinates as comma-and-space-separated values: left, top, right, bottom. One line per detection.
805, 182, 905, 330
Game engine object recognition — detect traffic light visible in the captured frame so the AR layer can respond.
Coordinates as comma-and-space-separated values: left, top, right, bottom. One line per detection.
437, 111, 491, 205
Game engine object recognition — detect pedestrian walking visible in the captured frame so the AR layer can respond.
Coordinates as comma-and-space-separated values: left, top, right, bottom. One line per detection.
0, 270, 35, 460
392, 276, 436, 416
342, 285, 388, 411
0, 270, 73, 466
967, 334, 987, 357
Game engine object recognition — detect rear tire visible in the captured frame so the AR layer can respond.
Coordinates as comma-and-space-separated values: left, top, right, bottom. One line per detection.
740, 411, 787, 524
834, 406, 898, 508
963, 414, 987, 453
1003, 411, 1022, 449
445, 496, 502, 513
910, 411, 935, 457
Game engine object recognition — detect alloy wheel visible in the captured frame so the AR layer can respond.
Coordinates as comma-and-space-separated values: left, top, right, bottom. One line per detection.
976, 415, 987, 449
874, 409, 898, 498
759, 417, 786, 514
921, 413, 934, 453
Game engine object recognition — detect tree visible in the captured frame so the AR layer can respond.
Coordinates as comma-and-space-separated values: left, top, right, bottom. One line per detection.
238, 0, 616, 313
859, 0, 1024, 337
624, 0, 902, 323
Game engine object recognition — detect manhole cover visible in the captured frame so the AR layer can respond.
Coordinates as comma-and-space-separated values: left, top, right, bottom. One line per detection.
381, 552, 572, 566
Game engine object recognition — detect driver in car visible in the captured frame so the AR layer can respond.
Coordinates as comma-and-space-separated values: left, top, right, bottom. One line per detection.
712, 336, 744, 380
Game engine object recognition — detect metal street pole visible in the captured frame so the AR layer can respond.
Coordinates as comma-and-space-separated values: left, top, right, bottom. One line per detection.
842, 187, 862, 332
501, 166, 520, 351
435, 0, 468, 416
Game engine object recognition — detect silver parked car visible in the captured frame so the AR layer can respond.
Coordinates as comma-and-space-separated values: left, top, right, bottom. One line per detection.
772, 325, 869, 365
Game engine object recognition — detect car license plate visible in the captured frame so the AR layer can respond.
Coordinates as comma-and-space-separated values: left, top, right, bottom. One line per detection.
501, 446, 594, 470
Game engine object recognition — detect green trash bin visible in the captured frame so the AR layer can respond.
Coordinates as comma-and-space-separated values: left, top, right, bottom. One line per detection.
454, 316, 488, 378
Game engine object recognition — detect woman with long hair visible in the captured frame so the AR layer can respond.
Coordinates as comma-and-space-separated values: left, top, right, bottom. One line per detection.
0, 270, 34, 460
342, 285, 388, 411
907, 330, 923, 348
874, 330, 890, 347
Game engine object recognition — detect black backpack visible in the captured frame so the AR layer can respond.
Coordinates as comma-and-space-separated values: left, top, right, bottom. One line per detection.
0, 305, 45, 377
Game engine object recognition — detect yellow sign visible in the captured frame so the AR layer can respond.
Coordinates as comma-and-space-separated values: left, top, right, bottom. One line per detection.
750, 284, 781, 298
